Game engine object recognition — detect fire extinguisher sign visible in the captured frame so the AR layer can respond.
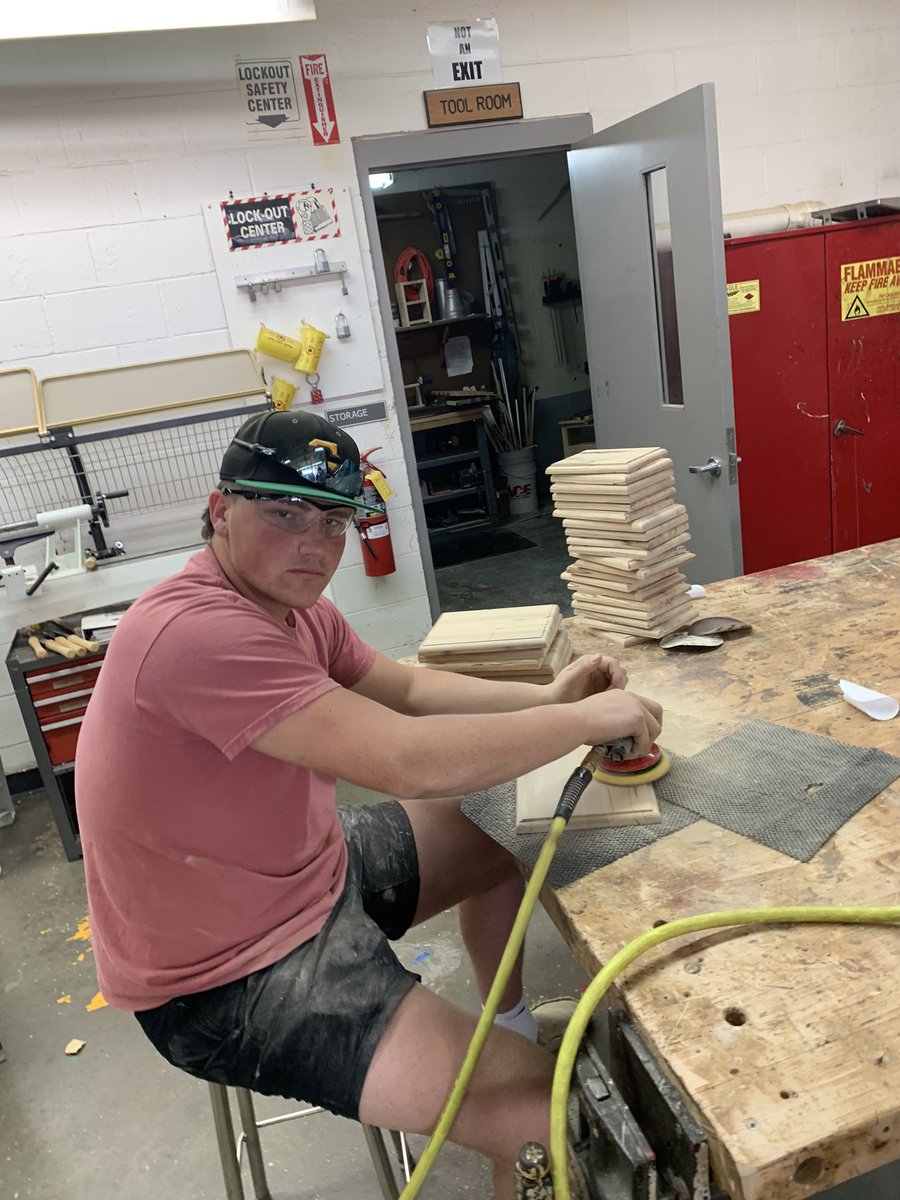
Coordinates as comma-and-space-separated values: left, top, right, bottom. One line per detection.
840, 255, 900, 321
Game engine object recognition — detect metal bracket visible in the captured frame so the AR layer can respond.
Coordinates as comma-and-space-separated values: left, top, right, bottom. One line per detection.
726, 426, 741, 485
234, 262, 349, 301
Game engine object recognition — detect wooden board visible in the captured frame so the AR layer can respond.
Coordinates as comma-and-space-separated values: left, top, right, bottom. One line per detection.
564, 548, 695, 584
412, 629, 573, 678
516, 744, 661, 833
417, 604, 561, 661
546, 447, 668, 474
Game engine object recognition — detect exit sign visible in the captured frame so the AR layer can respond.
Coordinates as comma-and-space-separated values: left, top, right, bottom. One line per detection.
426, 19, 502, 89
424, 83, 523, 128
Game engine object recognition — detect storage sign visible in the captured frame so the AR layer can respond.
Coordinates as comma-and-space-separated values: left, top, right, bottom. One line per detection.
840, 256, 900, 320
427, 19, 502, 89
221, 196, 297, 249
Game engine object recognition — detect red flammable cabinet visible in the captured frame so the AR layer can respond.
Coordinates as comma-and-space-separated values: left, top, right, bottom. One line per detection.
725, 214, 900, 574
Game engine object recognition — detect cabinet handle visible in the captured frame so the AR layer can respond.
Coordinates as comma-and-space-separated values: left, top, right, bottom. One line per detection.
834, 419, 864, 437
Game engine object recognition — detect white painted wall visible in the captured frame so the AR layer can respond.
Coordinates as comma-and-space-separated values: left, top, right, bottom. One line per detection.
2, 1, 900, 771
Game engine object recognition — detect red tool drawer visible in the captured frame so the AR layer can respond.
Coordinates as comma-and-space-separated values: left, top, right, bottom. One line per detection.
40, 714, 86, 767
26, 657, 104, 701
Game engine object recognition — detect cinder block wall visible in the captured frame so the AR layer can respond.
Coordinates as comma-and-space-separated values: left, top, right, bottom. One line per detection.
1, 1, 899, 769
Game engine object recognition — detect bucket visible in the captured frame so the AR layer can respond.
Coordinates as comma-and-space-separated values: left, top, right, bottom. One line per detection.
294, 321, 330, 375
256, 324, 302, 363
498, 445, 538, 516
270, 377, 297, 411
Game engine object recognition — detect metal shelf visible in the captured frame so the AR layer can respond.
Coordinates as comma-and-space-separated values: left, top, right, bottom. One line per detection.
427, 518, 492, 535
395, 314, 491, 334
422, 486, 484, 505
417, 450, 480, 469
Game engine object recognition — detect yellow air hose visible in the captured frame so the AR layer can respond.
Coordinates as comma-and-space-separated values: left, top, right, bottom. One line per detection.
395, 748, 900, 1200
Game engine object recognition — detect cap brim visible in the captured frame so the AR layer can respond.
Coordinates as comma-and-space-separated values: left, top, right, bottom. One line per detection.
233, 478, 381, 513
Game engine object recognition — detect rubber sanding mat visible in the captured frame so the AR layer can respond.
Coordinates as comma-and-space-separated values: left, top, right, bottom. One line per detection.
461, 781, 699, 889
655, 719, 900, 862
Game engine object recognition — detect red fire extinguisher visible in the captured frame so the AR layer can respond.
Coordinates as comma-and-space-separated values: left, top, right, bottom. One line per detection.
356, 448, 396, 577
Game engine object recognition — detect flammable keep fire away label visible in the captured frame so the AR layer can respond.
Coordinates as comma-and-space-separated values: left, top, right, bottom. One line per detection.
840, 256, 900, 321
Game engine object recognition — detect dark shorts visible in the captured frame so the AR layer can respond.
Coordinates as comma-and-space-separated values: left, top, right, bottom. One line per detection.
135, 801, 421, 1119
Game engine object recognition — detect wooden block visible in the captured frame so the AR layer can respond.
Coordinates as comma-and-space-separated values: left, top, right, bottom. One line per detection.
565, 547, 695, 583
573, 532, 692, 571
418, 605, 561, 660
566, 522, 690, 556
560, 506, 688, 542
545, 448, 668, 475
516, 744, 661, 833
572, 601, 695, 639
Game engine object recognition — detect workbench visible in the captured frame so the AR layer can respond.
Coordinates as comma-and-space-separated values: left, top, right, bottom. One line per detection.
546, 539, 900, 1200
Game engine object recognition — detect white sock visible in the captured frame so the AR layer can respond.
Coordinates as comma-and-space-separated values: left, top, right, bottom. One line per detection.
491, 996, 539, 1042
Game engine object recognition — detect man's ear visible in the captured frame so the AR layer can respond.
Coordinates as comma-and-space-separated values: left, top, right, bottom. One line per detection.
208, 489, 231, 537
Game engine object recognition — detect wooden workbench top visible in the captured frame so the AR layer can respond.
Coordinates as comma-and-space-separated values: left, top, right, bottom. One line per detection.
545, 539, 900, 1200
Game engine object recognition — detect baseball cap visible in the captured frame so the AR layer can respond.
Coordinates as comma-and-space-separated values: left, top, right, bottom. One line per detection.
219, 410, 377, 512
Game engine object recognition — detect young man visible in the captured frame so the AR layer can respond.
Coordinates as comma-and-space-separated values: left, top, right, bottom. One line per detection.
76, 409, 662, 1196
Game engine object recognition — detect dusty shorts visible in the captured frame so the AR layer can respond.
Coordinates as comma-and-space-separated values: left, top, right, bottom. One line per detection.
135, 801, 421, 1119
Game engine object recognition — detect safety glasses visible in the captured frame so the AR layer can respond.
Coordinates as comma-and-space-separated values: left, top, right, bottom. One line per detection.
231, 438, 363, 498
222, 490, 355, 538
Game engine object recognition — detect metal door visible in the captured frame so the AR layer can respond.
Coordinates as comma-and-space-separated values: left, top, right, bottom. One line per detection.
825, 215, 900, 552
568, 85, 742, 583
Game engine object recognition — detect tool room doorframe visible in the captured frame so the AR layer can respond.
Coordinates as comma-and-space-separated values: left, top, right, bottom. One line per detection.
353, 115, 594, 619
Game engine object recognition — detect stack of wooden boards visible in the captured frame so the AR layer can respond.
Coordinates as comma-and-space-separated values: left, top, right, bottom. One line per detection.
548, 447, 695, 645
413, 604, 573, 684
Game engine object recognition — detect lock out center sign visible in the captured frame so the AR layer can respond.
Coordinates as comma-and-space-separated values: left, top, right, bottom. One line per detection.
840, 255, 900, 321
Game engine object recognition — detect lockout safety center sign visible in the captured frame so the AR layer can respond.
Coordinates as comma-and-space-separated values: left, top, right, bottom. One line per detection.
236, 58, 308, 139
221, 189, 341, 251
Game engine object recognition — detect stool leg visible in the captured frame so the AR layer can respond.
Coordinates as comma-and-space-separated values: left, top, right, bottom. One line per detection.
208, 1083, 245, 1200
361, 1124, 401, 1200
390, 1130, 415, 1182
235, 1088, 273, 1200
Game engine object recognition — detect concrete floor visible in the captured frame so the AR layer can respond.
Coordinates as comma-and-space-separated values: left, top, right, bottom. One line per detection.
1, 507, 895, 1199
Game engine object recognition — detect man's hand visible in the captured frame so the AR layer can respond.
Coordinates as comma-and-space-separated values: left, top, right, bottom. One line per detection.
546, 653, 628, 705
579, 690, 663, 758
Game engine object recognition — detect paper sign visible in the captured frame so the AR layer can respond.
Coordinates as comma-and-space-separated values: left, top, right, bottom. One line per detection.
840, 256, 900, 321
445, 335, 473, 377
236, 59, 308, 139
427, 19, 502, 89
727, 279, 760, 315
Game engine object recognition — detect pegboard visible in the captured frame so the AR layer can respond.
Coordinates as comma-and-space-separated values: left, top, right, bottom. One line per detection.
203, 186, 383, 405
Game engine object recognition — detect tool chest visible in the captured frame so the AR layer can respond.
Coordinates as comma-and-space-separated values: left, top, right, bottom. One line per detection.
5, 634, 108, 861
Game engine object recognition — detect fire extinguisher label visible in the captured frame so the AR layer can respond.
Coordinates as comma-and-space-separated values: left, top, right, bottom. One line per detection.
365, 523, 391, 539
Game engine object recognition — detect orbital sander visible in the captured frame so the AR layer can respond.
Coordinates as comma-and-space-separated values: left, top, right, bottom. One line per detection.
583, 737, 671, 787
554, 736, 671, 822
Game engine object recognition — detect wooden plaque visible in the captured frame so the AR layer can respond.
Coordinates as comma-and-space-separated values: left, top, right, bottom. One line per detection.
424, 83, 523, 127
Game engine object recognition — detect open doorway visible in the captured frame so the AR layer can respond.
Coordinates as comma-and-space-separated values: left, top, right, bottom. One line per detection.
370, 152, 592, 606
354, 116, 595, 618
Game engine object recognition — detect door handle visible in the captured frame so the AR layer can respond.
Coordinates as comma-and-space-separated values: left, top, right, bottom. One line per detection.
688, 457, 722, 477
834, 419, 864, 437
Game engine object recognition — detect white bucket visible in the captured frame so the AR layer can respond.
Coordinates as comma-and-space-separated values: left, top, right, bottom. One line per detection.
499, 445, 538, 516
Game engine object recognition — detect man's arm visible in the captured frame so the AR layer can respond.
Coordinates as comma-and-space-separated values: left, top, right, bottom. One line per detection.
249, 681, 661, 800
349, 650, 628, 717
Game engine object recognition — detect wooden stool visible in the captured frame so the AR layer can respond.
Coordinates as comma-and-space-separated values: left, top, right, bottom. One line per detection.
208, 1082, 413, 1199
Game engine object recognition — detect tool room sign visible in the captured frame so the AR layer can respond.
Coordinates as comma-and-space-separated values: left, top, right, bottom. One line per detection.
220, 189, 341, 250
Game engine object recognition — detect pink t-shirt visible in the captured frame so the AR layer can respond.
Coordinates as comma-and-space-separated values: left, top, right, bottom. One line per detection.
76, 547, 375, 1011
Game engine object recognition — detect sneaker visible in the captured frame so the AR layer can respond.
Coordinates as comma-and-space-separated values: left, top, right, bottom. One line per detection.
531, 996, 578, 1055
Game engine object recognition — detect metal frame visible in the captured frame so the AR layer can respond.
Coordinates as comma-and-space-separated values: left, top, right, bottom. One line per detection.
208, 1082, 412, 1200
